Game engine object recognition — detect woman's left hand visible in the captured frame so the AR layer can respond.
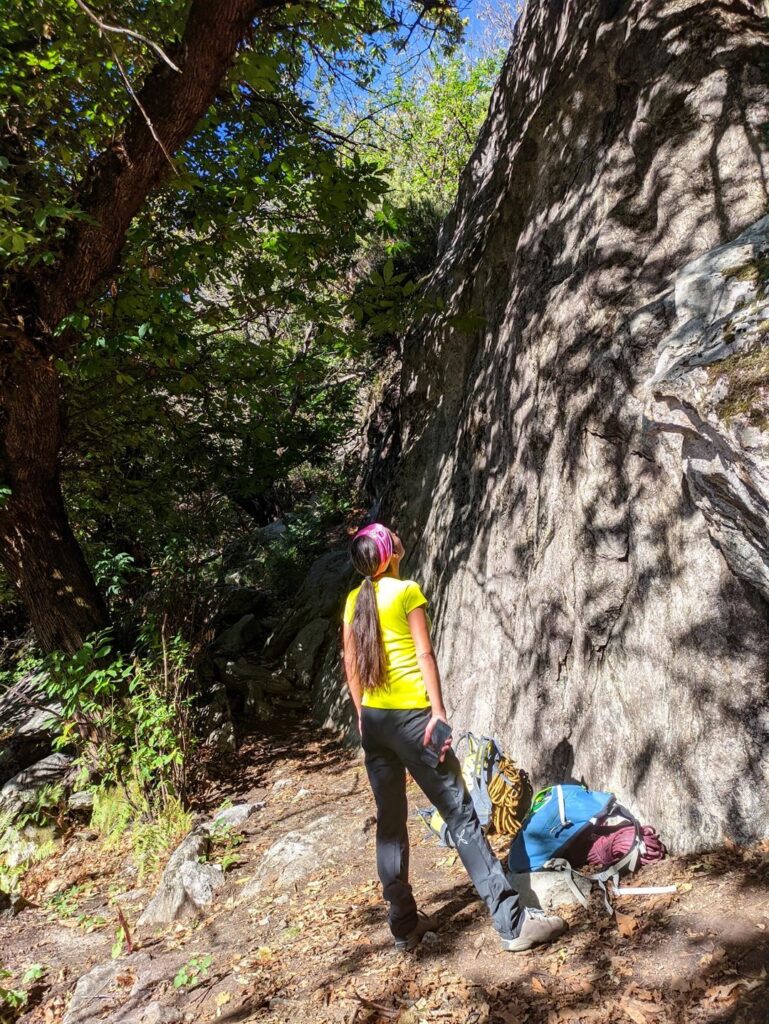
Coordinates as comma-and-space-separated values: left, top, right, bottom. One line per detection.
423, 713, 452, 763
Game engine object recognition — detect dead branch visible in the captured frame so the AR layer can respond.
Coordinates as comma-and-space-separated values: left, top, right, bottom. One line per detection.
73, 0, 182, 72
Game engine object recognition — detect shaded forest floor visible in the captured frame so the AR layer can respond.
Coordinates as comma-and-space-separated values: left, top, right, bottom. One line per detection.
3, 718, 769, 1024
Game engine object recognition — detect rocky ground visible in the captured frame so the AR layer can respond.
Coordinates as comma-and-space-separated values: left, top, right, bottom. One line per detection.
2, 717, 768, 1024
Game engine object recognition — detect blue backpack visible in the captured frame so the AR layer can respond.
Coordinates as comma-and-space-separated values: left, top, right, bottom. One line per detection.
507, 784, 651, 912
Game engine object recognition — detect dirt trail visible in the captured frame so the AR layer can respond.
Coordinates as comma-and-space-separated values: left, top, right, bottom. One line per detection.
3, 719, 769, 1024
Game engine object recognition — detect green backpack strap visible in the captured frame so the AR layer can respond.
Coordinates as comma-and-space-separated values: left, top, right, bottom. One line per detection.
416, 807, 455, 848
467, 734, 496, 826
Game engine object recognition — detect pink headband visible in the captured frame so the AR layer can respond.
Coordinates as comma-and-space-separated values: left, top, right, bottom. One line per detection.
354, 523, 393, 576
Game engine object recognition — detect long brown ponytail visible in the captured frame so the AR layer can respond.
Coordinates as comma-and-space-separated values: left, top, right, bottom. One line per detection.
349, 533, 390, 692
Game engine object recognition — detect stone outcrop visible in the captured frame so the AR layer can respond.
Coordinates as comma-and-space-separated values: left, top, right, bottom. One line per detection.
0, 753, 74, 817
137, 802, 261, 929
0, 671, 61, 785
379, 0, 769, 851
646, 215, 769, 602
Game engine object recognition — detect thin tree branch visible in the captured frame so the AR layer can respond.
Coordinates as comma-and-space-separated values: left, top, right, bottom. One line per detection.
73, 0, 182, 73
107, 37, 177, 171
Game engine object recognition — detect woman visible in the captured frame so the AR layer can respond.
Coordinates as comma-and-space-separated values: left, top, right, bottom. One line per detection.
342, 522, 567, 952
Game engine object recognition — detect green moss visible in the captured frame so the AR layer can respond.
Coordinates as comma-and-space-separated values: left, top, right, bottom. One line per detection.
721, 252, 769, 294
707, 346, 769, 430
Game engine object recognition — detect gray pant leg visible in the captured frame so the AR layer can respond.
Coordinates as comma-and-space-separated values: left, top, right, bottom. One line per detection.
363, 743, 418, 939
406, 745, 522, 939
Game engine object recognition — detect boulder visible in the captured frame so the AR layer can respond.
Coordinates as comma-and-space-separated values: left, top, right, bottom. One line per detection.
139, 1004, 183, 1024
314, 642, 357, 743
218, 658, 289, 692
0, 753, 74, 817
0, 888, 31, 917
259, 519, 287, 541
68, 791, 95, 813
245, 680, 272, 721
210, 614, 264, 657
137, 828, 224, 929
204, 722, 237, 753
282, 618, 329, 688
262, 550, 352, 661
217, 586, 270, 623
61, 952, 186, 1024
196, 683, 237, 753
0, 671, 61, 785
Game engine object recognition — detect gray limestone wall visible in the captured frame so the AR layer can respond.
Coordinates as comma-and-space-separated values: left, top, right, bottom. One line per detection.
382, 0, 769, 852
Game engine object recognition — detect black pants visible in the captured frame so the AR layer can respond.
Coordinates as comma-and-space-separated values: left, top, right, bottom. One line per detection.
361, 706, 523, 940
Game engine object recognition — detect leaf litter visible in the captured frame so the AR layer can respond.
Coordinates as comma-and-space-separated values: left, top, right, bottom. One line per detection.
3, 722, 769, 1023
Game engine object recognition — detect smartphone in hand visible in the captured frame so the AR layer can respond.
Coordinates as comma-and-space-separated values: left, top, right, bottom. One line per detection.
423, 719, 452, 767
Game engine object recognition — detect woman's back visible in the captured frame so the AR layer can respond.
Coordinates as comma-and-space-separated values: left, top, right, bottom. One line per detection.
344, 576, 431, 709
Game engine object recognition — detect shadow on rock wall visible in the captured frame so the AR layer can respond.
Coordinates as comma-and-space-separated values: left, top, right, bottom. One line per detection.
383, 0, 769, 851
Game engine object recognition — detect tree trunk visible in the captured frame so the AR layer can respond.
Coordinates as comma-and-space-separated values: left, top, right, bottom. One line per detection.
0, 332, 107, 653
0, 0, 278, 651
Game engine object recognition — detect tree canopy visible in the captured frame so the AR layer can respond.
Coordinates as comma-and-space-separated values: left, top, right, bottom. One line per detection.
0, 0, 463, 650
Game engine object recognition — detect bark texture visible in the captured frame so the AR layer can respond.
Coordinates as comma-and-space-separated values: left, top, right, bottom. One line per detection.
384, 0, 769, 851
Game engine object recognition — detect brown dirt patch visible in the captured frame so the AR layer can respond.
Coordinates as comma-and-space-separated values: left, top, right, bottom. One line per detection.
3, 719, 768, 1024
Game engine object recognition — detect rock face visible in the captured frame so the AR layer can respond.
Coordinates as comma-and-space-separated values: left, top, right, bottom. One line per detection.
646, 216, 769, 602
0, 672, 60, 785
242, 814, 339, 896
0, 753, 74, 816
382, 1, 769, 852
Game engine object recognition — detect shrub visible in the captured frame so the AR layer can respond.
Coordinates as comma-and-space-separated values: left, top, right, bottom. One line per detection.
40, 626, 196, 806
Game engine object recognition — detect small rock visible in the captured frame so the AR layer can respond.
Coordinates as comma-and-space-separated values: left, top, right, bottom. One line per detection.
272, 778, 291, 791
139, 1003, 183, 1024
207, 802, 263, 830
507, 869, 592, 911
74, 829, 98, 842
68, 790, 95, 813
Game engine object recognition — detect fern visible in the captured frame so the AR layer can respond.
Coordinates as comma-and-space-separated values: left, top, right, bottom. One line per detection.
91, 783, 191, 880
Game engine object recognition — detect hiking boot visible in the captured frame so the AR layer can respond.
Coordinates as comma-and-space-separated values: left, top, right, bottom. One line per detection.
393, 911, 438, 952
500, 907, 567, 952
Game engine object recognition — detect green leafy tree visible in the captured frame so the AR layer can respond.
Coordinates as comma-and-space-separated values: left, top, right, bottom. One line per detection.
337, 52, 502, 214
0, 0, 462, 652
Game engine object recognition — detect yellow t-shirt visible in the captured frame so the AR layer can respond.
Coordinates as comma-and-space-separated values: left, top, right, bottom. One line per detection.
343, 576, 431, 709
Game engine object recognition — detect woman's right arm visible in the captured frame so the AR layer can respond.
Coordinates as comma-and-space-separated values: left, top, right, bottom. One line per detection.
342, 622, 363, 733
407, 606, 452, 760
